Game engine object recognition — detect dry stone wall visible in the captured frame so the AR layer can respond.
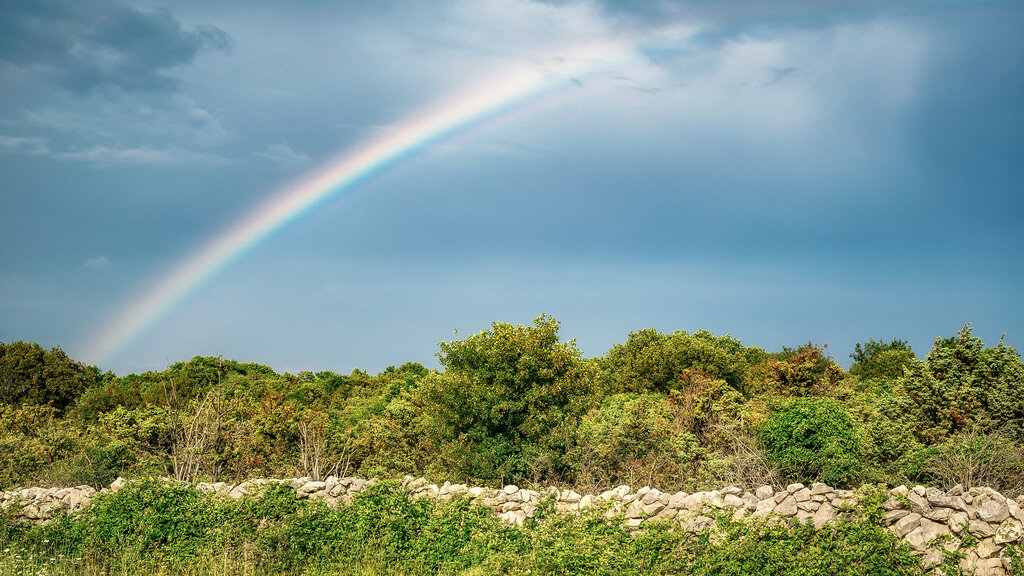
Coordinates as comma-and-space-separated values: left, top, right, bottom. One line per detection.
4, 477, 1024, 575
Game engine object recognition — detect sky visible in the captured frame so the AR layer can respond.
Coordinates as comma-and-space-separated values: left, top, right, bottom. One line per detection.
1, 0, 1022, 376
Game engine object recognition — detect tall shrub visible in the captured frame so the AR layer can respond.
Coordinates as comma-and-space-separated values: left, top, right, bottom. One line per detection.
758, 397, 862, 486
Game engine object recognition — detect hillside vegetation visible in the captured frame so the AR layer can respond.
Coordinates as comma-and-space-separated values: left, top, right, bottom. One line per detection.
2, 317, 1023, 496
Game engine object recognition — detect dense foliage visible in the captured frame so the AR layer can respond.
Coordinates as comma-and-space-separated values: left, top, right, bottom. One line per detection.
0, 480, 926, 576
2, 320, 1024, 495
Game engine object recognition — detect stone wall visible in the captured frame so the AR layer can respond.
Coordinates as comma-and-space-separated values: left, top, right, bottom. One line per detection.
4, 477, 1023, 575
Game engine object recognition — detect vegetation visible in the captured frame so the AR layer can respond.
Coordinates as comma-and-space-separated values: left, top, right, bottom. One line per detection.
3, 319, 1024, 495
0, 479, 925, 575
3, 319, 1024, 573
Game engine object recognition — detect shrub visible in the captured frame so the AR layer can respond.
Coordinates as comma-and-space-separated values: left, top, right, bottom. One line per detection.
759, 397, 862, 486
898, 324, 1024, 443
569, 393, 710, 491
925, 425, 1024, 496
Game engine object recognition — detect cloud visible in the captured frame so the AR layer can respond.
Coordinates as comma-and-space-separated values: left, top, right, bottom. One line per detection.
54, 144, 225, 166
23, 94, 231, 150
253, 143, 312, 168
82, 256, 113, 272
0, 135, 50, 155
0, 0, 231, 94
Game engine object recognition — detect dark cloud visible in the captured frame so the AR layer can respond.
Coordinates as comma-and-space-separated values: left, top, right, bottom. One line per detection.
0, 0, 230, 93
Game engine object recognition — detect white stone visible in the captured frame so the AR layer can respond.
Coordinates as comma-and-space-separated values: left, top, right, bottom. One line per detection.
775, 496, 798, 516
810, 483, 832, 496
994, 518, 1023, 544
893, 513, 922, 537
904, 518, 949, 550
813, 502, 837, 529
753, 498, 776, 516
970, 519, 997, 538
977, 500, 1010, 524
976, 538, 1003, 559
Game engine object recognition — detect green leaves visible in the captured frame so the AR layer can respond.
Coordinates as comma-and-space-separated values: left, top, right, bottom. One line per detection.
598, 328, 760, 395
425, 315, 591, 483
898, 324, 1024, 443
759, 397, 863, 486
0, 341, 96, 412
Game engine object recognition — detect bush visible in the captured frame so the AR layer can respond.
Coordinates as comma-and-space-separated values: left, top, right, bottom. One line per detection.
598, 329, 762, 395
759, 397, 862, 486
925, 425, 1024, 496
569, 393, 711, 491
898, 324, 1024, 443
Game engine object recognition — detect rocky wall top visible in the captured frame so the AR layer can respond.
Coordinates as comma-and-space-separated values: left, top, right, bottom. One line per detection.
3, 477, 1023, 576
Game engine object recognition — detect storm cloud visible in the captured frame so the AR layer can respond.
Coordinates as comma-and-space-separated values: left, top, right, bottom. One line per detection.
0, 0, 230, 93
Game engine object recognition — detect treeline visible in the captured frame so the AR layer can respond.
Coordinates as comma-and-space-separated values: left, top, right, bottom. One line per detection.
2, 316, 1023, 493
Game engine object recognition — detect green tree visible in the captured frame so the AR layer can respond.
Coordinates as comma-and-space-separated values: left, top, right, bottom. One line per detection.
0, 341, 96, 412
849, 338, 916, 383
422, 315, 592, 483
599, 329, 762, 395
898, 324, 1024, 443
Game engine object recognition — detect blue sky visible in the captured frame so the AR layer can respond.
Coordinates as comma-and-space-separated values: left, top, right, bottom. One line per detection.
1, 0, 1022, 376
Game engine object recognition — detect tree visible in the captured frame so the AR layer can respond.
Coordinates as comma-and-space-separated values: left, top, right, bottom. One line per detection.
898, 324, 1024, 443
422, 315, 592, 482
750, 343, 845, 397
569, 393, 710, 491
599, 329, 762, 395
849, 338, 916, 382
0, 341, 95, 412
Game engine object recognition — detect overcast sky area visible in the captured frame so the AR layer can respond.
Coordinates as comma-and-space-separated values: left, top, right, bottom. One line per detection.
2, 0, 1022, 376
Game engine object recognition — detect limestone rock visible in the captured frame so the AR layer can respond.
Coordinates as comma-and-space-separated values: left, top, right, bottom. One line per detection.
885, 509, 910, 524
642, 489, 662, 505
977, 500, 1011, 524
797, 500, 820, 513
906, 490, 932, 515
970, 519, 997, 538
813, 502, 837, 529
922, 548, 945, 568
925, 507, 953, 522
753, 498, 776, 516
994, 518, 1023, 544
905, 518, 949, 551
775, 496, 798, 517
893, 513, 922, 537
722, 494, 744, 509
977, 537, 1003, 559
883, 498, 904, 511
810, 483, 832, 496
742, 492, 760, 510
949, 511, 970, 533
498, 510, 526, 525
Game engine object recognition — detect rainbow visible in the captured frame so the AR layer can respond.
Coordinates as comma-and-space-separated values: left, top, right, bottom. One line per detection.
81, 39, 636, 368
